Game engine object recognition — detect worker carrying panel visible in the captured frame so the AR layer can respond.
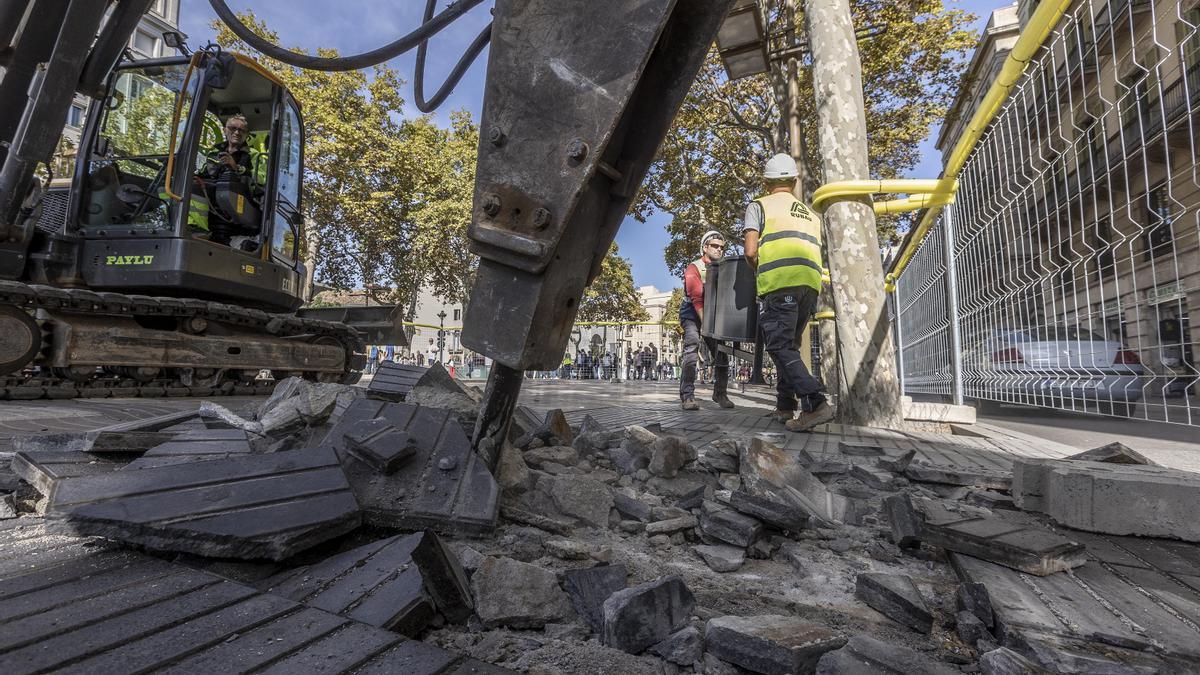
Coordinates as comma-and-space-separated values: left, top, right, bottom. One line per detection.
701, 254, 758, 342
754, 193, 823, 296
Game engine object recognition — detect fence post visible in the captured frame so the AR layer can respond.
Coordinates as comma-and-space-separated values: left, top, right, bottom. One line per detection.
942, 205, 964, 406
891, 293, 905, 397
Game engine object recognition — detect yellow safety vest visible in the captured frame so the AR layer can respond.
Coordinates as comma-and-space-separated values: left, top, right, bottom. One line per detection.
754, 192, 823, 295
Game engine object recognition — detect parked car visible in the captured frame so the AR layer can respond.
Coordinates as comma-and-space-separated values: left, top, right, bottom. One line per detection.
962, 324, 1145, 416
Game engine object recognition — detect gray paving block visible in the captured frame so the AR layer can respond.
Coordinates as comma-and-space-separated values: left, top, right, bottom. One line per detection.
11, 430, 176, 455
10, 451, 124, 496
561, 564, 628, 631
1065, 442, 1156, 466
354, 639, 463, 674
1013, 458, 1200, 543
264, 530, 472, 635
855, 573, 932, 633
255, 622, 402, 674
343, 418, 418, 474
919, 499, 1086, 576
326, 399, 499, 536
706, 614, 846, 675
46, 445, 361, 561
904, 460, 1011, 490
738, 438, 846, 527
815, 634, 957, 674
159, 607, 350, 673
123, 428, 253, 470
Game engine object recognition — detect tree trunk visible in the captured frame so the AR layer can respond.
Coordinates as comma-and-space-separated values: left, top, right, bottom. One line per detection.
804, 0, 902, 428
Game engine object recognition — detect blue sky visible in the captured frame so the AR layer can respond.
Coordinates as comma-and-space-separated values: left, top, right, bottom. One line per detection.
181, 0, 1007, 292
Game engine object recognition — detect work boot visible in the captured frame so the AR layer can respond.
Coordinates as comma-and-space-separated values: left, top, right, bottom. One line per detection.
681, 399, 700, 411
785, 401, 835, 433
765, 409, 793, 423
712, 393, 735, 409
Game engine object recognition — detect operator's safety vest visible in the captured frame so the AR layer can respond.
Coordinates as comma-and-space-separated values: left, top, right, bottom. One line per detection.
679, 257, 708, 321
754, 192, 823, 296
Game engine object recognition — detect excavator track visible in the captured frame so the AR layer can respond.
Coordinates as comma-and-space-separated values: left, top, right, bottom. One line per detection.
0, 281, 365, 400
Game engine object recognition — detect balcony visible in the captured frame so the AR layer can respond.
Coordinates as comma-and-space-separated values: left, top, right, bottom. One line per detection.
1104, 60, 1200, 167
1093, 0, 1153, 52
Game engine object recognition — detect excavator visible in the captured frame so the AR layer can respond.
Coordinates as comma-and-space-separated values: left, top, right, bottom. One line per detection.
0, 0, 736, 457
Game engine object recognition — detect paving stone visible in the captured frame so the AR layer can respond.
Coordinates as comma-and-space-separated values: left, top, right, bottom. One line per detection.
500, 505, 572, 535
838, 441, 885, 457
325, 399, 499, 535
651, 626, 703, 666
977, 647, 1045, 675
883, 493, 923, 549
705, 614, 846, 675
264, 530, 471, 635
47, 445, 361, 561
545, 537, 591, 560
471, 556, 574, 629
855, 573, 932, 633
561, 564, 627, 631
955, 609, 991, 647
877, 449, 917, 473
694, 544, 746, 572
601, 575, 694, 654
676, 484, 707, 510
0, 493, 15, 519
1065, 442, 1156, 466
10, 451, 123, 496
920, 499, 1086, 576
341, 418, 419, 474
702, 652, 747, 675
726, 489, 809, 532
520, 408, 574, 447
367, 361, 427, 401
700, 501, 762, 548
11, 430, 176, 455
905, 460, 1011, 491
963, 489, 1017, 511
850, 464, 897, 491
613, 490, 653, 522
1013, 458, 1200, 543
956, 582, 995, 629
524, 445, 581, 469
700, 446, 739, 473
739, 438, 847, 527
650, 436, 691, 478
539, 473, 613, 529
646, 514, 698, 536
809, 461, 850, 478
815, 635, 957, 674
122, 428, 253, 470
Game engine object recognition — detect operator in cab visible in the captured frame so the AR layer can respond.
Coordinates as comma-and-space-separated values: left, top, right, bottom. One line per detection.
197, 114, 263, 191
678, 230, 734, 411
742, 153, 834, 432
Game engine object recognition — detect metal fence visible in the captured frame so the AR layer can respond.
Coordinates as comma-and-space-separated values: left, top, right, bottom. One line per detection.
895, 0, 1199, 425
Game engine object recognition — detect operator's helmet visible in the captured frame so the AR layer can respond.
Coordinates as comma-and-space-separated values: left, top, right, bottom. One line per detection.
763, 153, 799, 179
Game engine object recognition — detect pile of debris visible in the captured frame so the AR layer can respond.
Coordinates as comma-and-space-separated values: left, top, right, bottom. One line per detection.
2, 367, 1198, 674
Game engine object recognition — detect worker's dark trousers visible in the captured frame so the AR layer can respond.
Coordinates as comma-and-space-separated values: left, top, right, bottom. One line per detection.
679, 316, 728, 401
759, 286, 826, 413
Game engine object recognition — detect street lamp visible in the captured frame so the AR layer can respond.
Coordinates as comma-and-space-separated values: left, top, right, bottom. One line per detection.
716, 0, 768, 81
437, 310, 447, 365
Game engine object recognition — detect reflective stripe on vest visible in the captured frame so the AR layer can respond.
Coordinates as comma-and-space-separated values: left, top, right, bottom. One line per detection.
754, 192, 823, 295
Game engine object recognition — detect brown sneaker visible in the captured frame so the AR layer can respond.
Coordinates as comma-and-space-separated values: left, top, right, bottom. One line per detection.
681, 399, 700, 411
712, 394, 734, 409
766, 409, 794, 423
785, 402, 835, 432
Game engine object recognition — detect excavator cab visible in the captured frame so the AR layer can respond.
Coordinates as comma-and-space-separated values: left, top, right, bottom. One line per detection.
68, 51, 305, 312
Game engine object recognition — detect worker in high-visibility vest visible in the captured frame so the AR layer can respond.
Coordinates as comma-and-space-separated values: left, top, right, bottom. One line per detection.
678, 230, 734, 411
742, 153, 833, 432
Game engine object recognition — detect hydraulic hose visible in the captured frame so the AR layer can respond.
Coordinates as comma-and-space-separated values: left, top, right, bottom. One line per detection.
206, 0, 488, 72
413, 0, 491, 113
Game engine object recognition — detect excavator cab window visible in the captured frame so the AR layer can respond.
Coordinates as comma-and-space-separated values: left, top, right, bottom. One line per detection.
79, 63, 196, 233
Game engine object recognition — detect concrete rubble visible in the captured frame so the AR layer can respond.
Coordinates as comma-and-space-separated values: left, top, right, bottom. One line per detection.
2, 376, 1199, 674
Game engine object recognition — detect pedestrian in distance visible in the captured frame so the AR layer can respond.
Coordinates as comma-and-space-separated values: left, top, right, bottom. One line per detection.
743, 153, 834, 432
678, 230, 734, 411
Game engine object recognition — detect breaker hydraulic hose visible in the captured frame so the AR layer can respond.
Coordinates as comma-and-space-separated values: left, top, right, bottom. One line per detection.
206, 0, 488, 72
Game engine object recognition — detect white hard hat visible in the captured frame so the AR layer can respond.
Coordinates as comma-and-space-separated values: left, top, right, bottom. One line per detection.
763, 153, 799, 179
700, 229, 725, 255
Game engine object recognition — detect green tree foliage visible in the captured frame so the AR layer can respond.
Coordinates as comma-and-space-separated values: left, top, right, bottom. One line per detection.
577, 243, 650, 323
636, 0, 977, 278
662, 287, 684, 338
211, 13, 478, 310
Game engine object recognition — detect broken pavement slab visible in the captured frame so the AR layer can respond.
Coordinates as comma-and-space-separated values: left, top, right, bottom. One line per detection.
367, 361, 428, 401
1013, 457, 1200, 543
471, 556, 575, 629
11, 451, 124, 496
342, 417, 418, 474
739, 437, 848, 527
122, 428, 253, 470
815, 634, 958, 674
854, 573, 933, 633
561, 564, 628, 631
262, 530, 471, 636
46, 445, 361, 561
602, 575, 695, 654
705, 614, 846, 675
919, 498, 1086, 576
1064, 441, 1156, 466
11, 430, 176, 456
326, 398, 499, 536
